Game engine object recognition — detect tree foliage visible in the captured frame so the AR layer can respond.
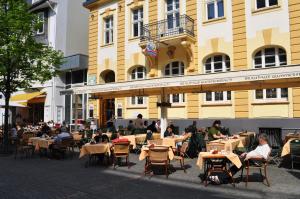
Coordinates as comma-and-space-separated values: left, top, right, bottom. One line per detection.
0, 0, 63, 96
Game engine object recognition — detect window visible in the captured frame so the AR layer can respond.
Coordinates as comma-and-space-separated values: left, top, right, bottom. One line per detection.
132, 8, 143, 37
169, 93, 185, 104
205, 54, 230, 73
166, 0, 180, 30
131, 66, 146, 80
205, 91, 231, 103
164, 61, 184, 76
104, 16, 113, 44
206, 0, 224, 20
256, 0, 278, 9
255, 88, 288, 101
254, 47, 286, 68
37, 12, 45, 35
130, 66, 146, 106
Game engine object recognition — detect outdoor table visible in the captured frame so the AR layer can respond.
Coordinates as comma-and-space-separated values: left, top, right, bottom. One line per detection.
79, 143, 111, 158
281, 138, 299, 157
209, 138, 241, 152
29, 137, 55, 150
152, 133, 161, 140
72, 132, 82, 141
197, 152, 242, 169
139, 145, 174, 161
120, 135, 136, 149
162, 136, 185, 148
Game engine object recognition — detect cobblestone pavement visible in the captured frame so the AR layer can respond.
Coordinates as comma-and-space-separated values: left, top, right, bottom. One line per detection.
0, 152, 299, 199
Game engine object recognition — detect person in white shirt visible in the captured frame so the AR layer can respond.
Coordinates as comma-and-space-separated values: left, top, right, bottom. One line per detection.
209, 133, 271, 184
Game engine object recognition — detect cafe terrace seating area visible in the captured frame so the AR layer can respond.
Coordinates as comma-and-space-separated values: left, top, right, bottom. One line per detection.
3, 125, 300, 189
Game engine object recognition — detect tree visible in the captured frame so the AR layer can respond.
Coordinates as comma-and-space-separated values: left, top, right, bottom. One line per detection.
0, 0, 63, 152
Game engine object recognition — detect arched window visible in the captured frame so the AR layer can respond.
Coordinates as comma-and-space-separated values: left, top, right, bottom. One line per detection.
164, 61, 185, 104
131, 66, 146, 80
254, 47, 286, 68
129, 66, 147, 106
204, 54, 230, 73
164, 61, 184, 76
253, 46, 288, 102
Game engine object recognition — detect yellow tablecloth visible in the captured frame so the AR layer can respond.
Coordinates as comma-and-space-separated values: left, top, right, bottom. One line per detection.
210, 138, 241, 152
139, 145, 174, 161
162, 136, 184, 148
281, 138, 299, 157
29, 137, 54, 150
135, 134, 146, 144
79, 143, 111, 158
152, 133, 161, 140
197, 152, 242, 169
120, 135, 136, 149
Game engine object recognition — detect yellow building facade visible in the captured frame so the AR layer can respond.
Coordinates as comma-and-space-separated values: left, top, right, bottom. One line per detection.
81, 0, 300, 132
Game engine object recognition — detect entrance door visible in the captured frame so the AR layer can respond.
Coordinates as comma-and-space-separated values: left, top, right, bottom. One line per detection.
99, 99, 115, 127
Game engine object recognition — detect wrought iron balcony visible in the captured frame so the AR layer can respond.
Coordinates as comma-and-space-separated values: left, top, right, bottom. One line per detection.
140, 14, 194, 43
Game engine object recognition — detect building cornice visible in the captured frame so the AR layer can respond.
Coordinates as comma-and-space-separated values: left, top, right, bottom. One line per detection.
83, 0, 120, 10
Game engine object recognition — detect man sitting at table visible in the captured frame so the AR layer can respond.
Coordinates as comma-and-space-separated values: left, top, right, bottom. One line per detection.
53, 129, 71, 143
164, 126, 174, 137
208, 120, 226, 141
209, 133, 271, 184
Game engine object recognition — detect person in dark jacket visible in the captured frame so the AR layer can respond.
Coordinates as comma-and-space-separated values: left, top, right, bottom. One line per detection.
147, 121, 157, 133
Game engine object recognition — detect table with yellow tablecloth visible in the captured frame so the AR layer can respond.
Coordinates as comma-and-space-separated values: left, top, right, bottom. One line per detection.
281, 138, 300, 157
79, 143, 111, 158
120, 135, 136, 149
162, 133, 191, 148
139, 145, 174, 161
209, 138, 241, 152
29, 137, 55, 150
196, 152, 242, 169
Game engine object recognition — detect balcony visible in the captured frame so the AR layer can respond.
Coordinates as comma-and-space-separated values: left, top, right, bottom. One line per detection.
140, 14, 195, 47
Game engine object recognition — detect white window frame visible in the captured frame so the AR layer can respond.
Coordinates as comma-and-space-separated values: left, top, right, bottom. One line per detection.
253, 47, 287, 69
130, 66, 147, 106
37, 12, 45, 35
165, 0, 180, 31
254, 88, 288, 102
204, 91, 232, 103
206, 0, 225, 20
132, 7, 143, 38
169, 93, 185, 105
164, 61, 184, 76
205, 54, 230, 73
104, 16, 114, 45
255, 0, 278, 10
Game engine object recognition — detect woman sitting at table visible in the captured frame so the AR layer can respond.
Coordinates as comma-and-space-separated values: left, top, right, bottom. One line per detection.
208, 120, 225, 141
164, 126, 174, 138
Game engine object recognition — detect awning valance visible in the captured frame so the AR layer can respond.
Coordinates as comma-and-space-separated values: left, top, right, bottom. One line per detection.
11, 92, 45, 106
60, 65, 300, 98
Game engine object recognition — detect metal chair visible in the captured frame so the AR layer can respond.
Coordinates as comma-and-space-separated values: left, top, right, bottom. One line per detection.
290, 139, 300, 169
113, 141, 130, 168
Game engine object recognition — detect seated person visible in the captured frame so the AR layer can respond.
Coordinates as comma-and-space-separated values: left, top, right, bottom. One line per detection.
164, 126, 174, 138
209, 133, 271, 184
53, 129, 71, 143
93, 130, 102, 143
127, 120, 135, 132
208, 120, 225, 141
147, 121, 157, 133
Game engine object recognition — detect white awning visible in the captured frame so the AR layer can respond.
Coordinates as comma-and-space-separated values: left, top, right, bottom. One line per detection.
61, 65, 300, 97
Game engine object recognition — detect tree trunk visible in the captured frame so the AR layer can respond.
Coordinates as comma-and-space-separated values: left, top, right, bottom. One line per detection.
2, 93, 10, 153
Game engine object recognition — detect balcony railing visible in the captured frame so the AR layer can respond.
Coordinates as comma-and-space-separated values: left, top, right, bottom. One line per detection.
140, 14, 194, 42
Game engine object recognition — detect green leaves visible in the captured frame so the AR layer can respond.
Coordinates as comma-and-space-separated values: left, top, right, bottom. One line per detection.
0, 0, 64, 94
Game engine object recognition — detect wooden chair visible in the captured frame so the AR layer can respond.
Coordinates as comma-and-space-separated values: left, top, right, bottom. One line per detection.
173, 142, 188, 172
206, 142, 225, 152
14, 134, 35, 159
52, 137, 75, 159
241, 157, 270, 187
113, 141, 130, 168
145, 146, 170, 178
204, 157, 232, 186
147, 139, 163, 146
